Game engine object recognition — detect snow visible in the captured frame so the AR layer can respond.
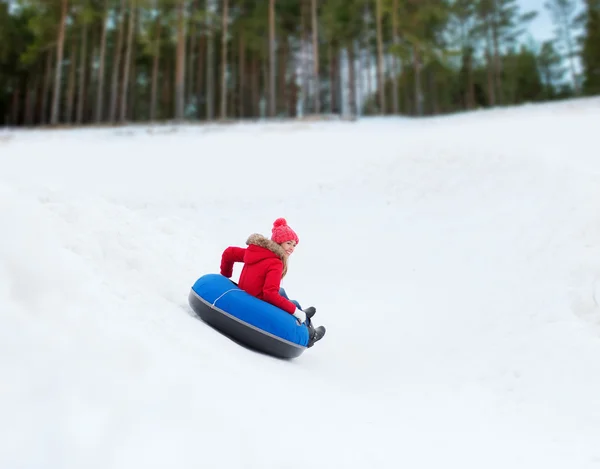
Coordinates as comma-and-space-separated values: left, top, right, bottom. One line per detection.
2, 97, 600, 469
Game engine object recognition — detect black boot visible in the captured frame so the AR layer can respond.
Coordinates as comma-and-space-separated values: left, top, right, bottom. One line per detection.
307, 324, 326, 348
303, 306, 316, 320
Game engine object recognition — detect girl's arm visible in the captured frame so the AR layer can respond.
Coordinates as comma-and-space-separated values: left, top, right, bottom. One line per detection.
262, 262, 297, 314
220, 247, 246, 278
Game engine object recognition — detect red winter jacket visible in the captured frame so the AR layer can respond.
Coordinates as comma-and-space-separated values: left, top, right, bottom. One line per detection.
220, 234, 297, 314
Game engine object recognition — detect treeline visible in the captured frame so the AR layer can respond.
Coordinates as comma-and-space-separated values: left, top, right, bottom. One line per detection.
0, 0, 599, 127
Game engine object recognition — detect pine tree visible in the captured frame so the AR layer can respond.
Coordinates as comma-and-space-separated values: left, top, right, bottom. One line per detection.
579, 0, 600, 94
511, 46, 544, 103
545, 0, 581, 94
1, 0, 596, 127
537, 40, 565, 98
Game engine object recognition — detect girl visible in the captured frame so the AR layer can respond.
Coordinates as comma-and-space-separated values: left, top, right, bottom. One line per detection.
220, 218, 326, 347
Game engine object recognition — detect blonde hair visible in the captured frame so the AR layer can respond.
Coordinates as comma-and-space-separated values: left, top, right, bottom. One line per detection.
281, 253, 288, 278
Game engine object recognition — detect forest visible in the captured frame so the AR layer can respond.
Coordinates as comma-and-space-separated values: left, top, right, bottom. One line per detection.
0, 0, 599, 127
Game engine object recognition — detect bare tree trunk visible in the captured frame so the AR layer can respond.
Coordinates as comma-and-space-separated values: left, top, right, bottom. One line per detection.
186, 0, 198, 105
41, 50, 53, 125
162, 53, 170, 118
278, 37, 287, 115
492, 18, 503, 104
129, 25, 138, 120
289, 61, 298, 116
484, 22, 495, 107
300, 0, 308, 113
332, 45, 339, 114
95, 0, 109, 122
239, 31, 245, 118
25, 69, 38, 126
347, 44, 356, 118
85, 20, 98, 121
429, 68, 440, 114
150, 17, 162, 121
269, 0, 276, 117
196, 34, 205, 119
391, 0, 399, 114
220, 0, 229, 120
35, 71, 44, 124
66, 33, 77, 123
286, 41, 295, 116
402, 57, 411, 113
229, 40, 236, 117
311, 0, 320, 114
206, 0, 214, 120
109, 0, 126, 122
365, 47, 372, 114
354, 40, 362, 113
413, 46, 423, 116
467, 51, 475, 109
11, 82, 20, 125
328, 42, 334, 113
251, 52, 259, 117
120, 0, 135, 122
485, 45, 495, 106
263, 41, 269, 116
375, 0, 384, 114
561, 10, 580, 94
76, 15, 88, 124
175, 0, 187, 121
50, 0, 69, 125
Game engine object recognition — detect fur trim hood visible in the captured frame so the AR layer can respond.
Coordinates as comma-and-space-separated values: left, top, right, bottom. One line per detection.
246, 233, 286, 260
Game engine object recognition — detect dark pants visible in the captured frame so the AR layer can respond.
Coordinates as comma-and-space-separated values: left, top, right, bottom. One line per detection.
279, 287, 313, 328
279, 287, 301, 309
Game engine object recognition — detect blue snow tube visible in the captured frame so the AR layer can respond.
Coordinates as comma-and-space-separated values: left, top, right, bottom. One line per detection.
188, 274, 309, 358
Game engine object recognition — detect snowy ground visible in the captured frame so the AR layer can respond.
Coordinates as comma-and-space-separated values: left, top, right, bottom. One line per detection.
2, 97, 600, 469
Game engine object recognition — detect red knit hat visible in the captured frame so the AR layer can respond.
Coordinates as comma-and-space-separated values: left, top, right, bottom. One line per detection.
270, 218, 299, 245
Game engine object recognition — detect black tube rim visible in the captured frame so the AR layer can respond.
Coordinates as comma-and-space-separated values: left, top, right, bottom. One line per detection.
190, 288, 307, 351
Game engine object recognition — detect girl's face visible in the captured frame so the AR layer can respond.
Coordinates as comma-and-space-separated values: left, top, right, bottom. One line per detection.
281, 240, 296, 257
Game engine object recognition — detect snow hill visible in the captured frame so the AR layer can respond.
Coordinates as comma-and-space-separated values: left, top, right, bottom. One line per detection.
2, 98, 600, 469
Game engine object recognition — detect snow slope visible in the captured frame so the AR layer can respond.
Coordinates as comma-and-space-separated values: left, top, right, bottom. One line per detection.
2, 98, 600, 469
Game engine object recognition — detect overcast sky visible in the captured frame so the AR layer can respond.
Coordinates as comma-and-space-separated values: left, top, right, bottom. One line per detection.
523, 0, 586, 44
523, 0, 556, 43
